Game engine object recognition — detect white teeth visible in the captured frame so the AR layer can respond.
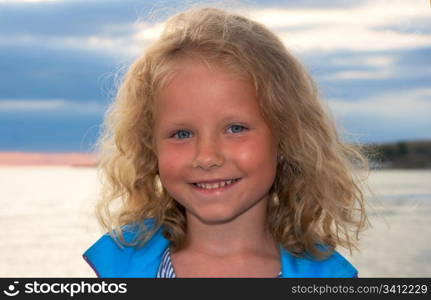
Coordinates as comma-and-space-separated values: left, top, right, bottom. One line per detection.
195, 179, 237, 189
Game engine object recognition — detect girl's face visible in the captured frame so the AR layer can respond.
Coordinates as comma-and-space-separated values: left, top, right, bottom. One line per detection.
154, 59, 278, 225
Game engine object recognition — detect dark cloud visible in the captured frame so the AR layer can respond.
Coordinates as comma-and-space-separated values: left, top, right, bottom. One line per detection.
0, 43, 123, 102
395, 46, 431, 69
298, 47, 431, 101
0, 111, 102, 152
337, 115, 431, 144
0, 0, 161, 38
320, 76, 430, 102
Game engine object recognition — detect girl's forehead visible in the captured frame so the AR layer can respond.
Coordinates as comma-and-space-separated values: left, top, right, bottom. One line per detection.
151, 56, 270, 126
158, 55, 249, 89
157, 63, 256, 104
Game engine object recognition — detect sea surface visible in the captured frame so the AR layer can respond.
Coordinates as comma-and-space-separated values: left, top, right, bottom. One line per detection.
0, 167, 430, 277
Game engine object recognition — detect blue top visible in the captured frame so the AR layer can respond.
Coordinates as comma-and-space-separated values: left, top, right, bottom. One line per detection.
83, 223, 358, 278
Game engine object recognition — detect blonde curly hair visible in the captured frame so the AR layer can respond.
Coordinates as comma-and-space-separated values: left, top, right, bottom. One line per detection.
96, 7, 369, 260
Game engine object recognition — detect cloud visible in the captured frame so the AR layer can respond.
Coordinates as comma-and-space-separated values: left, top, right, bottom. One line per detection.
2, 0, 430, 56
124, 0, 431, 60
248, 0, 426, 29
322, 55, 396, 80
244, 0, 366, 9
327, 87, 431, 142
296, 46, 431, 101
0, 99, 106, 114
329, 55, 395, 68
247, 0, 430, 53
329, 88, 431, 120
325, 87, 431, 143
325, 69, 394, 80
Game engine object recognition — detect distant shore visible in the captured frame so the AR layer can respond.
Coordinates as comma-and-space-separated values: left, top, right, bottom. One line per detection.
0, 139, 430, 168
367, 139, 431, 169
0, 152, 98, 167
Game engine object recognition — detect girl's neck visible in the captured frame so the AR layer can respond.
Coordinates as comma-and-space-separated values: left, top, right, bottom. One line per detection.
181, 197, 278, 258
170, 196, 281, 278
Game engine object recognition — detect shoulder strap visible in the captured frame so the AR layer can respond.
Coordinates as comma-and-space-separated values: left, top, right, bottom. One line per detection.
279, 246, 358, 278
83, 225, 168, 277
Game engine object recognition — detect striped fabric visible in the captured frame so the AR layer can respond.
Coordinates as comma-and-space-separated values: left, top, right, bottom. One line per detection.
156, 247, 176, 278
156, 247, 283, 278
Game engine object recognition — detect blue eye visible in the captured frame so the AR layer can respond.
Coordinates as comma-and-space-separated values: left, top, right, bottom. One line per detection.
228, 124, 247, 134
170, 125, 247, 139
171, 130, 192, 139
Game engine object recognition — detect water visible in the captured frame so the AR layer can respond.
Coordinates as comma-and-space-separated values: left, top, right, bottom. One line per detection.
339, 169, 431, 277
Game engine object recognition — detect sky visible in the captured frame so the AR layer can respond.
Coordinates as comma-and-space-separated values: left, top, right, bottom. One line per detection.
0, 0, 430, 152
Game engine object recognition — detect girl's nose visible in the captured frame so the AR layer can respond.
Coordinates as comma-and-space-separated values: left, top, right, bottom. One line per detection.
191, 136, 225, 170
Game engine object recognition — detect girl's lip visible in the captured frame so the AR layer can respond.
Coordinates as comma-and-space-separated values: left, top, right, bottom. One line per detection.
189, 178, 241, 194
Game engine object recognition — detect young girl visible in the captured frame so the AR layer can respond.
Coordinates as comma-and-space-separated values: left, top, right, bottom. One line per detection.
83, 7, 369, 278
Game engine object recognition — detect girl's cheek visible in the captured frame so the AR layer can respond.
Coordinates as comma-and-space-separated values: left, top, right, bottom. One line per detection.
158, 144, 191, 170
232, 137, 272, 159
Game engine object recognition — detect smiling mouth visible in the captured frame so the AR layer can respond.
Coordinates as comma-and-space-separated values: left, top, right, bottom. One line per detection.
190, 178, 241, 190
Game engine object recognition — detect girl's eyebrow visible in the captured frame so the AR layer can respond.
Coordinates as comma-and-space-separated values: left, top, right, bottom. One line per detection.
168, 115, 249, 126
168, 122, 193, 127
